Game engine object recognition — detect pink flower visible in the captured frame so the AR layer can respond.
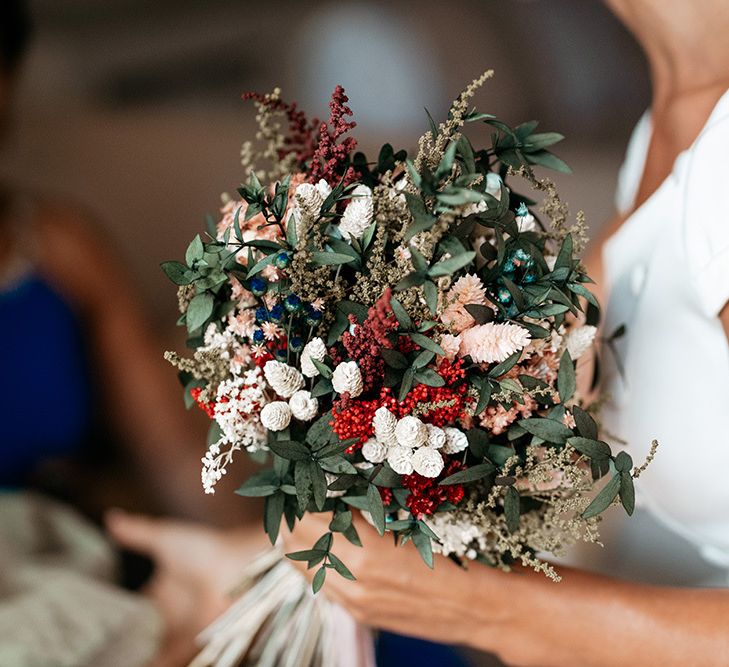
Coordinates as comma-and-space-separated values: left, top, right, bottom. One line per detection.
440, 274, 489, 333
228, 310, 256, 338
261, 321, 283, 341
449, 274, 487, 306
439, 333, 462, 360
459, 322, 531, 365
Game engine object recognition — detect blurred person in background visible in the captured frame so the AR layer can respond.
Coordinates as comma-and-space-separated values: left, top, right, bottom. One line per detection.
0, 2, 261, 664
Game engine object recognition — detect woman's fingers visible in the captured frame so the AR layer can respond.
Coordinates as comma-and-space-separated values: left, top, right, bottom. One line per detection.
106, 508, 167, 559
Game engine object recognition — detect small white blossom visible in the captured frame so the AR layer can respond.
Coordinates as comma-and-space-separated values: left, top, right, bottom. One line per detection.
361, 437, 388, 464
516, 210, 537, 233
395, 415, 428, 448
565, 325, 597, 360
485, 173, 503, 200
331, 361, 363, 397
373, 406, 398, 447
426, 423, 446, 450
260, 401, 292, 431
300, 337, 327, 378
411, 447, 445, 478
441, 427, 469, 454
387, 445, 414, 475
339, 185, 373, 240
264, 360, 304, 398
289, 390, 319, 421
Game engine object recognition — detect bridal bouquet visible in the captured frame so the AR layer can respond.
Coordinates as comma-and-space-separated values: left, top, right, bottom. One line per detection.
164, 71, 654, 664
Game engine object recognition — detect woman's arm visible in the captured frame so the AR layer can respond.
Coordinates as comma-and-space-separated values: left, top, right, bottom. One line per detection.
285, 513, 729, 667
35, 201, 253, 521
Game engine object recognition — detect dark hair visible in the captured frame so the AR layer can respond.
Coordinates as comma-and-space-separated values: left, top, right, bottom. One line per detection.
0, 0, 31, 73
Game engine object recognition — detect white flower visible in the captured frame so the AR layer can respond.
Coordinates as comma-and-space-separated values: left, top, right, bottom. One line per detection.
263, 360, 304, 398
291, 181, 330, 238
300, 337, 327, 378
387, 445, 414, 475
260, 401, 292, 431
565, 325, 597, 360
411, 447, 445, 478
339, 185, 373, 240
289, 390, 319, 421
485, 173, 503, 200
373, 406, 398, 447
361, 437, 388, 464
442, 427, 469, 454
516, 211, 536, 233
426, 424, 446, 450
395, 415, 428, 448
331, 361, 363, 397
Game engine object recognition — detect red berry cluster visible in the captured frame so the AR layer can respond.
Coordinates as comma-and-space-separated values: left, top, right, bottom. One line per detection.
190, 387, 215, 419
308, 85, 358, 186
403, 460, 466, 517
330, 396, 379, 449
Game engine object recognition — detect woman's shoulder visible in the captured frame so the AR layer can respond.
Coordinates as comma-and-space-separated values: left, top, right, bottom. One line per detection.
29, 197, 125, 312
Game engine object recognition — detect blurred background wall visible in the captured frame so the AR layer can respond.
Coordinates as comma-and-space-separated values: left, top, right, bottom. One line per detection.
0, 0, 650, 334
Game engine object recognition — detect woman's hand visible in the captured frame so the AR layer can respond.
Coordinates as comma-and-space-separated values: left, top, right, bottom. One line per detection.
107, 510, 269, 667
283, 512, 521, 654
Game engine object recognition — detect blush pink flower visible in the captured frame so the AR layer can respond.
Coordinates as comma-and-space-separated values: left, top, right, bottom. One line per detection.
459, 322, 531, 365
439, 333, 462, 360
261, 321, 283, 341
440, 274, 489, 333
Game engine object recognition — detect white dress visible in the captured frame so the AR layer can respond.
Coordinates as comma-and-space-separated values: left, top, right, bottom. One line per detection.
602, 90, 729, 572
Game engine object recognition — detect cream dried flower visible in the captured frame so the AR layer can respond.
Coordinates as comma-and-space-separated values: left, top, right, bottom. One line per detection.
361, 437, 388, 464
260, 401, 292, 431
263, 360, 304, 398
565, 325, 597, 360
439, 333, 462, 360
459, 322, 531, 364
373, 406, 398, 447
426, 423, 446, 450
387, 445, 414, 475
289, 390, 318, 421
395, 415, 428, 448
339, 185, 373, 240
300, 337, 327, 378
442, 427, 469, 454
411, 447, 445, 478
331, 361, 363, 397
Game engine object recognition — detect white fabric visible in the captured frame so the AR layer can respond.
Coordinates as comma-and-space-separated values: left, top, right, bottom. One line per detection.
602, 90, 729, 569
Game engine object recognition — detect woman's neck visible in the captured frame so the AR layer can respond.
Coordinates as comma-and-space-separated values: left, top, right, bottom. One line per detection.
607, 0, 729, 108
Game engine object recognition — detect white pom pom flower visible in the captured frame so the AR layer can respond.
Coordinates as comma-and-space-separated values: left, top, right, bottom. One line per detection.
372, 406, 398, 447
411, 447, 445, 478
426, 423, 447, 450
300, 337, 327, 378
361, 437, 388, 464
395, 415, 428, 448
441, 427, 469, 454
565, 325, 597, 360
263, 360, 304, 398
387, 445, 414, 475
289, 390, 318, 421
331, 361, 363, 397
260, 401, 292, 432
339, 185, 373, 241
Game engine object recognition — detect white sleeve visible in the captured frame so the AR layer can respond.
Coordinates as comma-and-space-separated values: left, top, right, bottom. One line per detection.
682, 117, 729, 318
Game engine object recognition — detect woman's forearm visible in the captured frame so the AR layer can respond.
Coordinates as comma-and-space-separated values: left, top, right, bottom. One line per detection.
476, 565, 729, 667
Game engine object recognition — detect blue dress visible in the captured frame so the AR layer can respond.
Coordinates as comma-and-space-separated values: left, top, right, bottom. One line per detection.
377, 632, 469, 666
0, 274, 91, 485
